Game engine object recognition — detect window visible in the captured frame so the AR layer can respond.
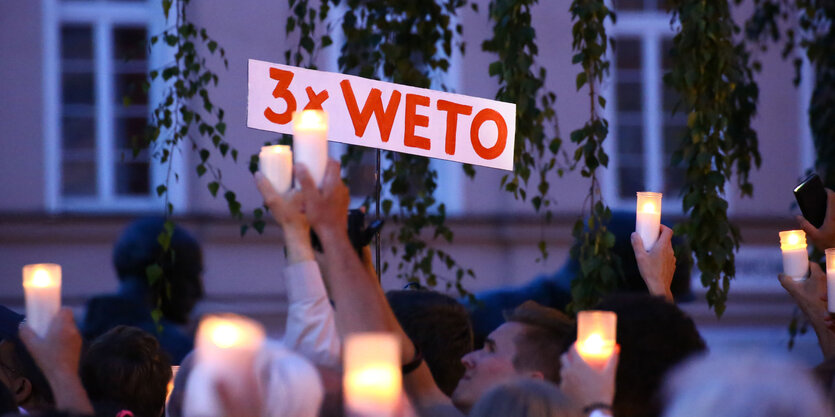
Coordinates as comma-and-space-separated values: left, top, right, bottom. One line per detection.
603, 3, 686, 208
45, 0, 177, 212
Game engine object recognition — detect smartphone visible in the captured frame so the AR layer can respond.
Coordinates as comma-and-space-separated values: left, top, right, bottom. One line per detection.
310, 209, 385, 256
794, 173, 828, 228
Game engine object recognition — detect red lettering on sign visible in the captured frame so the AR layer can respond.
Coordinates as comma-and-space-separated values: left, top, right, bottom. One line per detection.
340, 80, 401, 143
304, 86, 329, 110
437, 100, 473, 156
404, 94, 431, 151
470, 108, 508, 160
263, 68, 297, 125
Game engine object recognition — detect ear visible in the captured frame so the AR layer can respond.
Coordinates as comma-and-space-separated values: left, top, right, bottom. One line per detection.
12, 376, 33, 405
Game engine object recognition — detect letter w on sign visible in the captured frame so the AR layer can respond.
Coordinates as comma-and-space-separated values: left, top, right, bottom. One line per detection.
247, 59, 517, 171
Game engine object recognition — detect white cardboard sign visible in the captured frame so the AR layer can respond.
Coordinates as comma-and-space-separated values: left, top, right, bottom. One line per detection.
247, 59, 516, 171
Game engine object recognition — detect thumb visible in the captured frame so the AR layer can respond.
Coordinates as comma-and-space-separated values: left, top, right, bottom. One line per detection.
631, 232, 646, 254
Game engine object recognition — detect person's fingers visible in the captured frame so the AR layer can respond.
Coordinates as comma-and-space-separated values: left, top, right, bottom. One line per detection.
797, 215, 819, 239
811, 262, 824, 280
214, 379, 235, 415
254, 171, 278, 200
826, 188, 835, 219
18, 324, 38, 349
631, 232, 646, 255
294, 165, 318, 201
320, 159, 342, 192
657, 225, 674, 246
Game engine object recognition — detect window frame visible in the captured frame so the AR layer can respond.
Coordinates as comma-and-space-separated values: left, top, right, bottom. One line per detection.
43, 0, 186, 213
602, 11, 682, 212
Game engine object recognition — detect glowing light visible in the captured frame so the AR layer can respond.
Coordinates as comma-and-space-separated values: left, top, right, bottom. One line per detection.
779, 230, 807, 251
641, 202, 657, 214
211, 323, 242, 349
294, 110, 328, 131
32, 269, 52, 287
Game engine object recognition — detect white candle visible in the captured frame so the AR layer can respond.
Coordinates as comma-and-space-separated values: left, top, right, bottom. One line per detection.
576, 311, 617, 371
292, 110, 329, 187
636, 192, 662, 251
779, 230, 809, 281
183, 314, 266, 417
259, 145, 293, 194
344, 333, 401, 417
826, 248, 835, 313
22, 263, 62, 338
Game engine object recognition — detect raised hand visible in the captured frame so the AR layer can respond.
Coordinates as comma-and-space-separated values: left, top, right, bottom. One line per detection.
798, 188, 835, 251
560, 344, 619, 415
295, 159, 350, 236
631, 225, 676, 302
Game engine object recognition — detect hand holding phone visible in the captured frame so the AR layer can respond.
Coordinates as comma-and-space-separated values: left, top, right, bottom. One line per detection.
795, 174, 835, 250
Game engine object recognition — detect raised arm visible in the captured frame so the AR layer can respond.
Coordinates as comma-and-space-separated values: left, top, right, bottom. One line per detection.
255, 172, 341, 367
631, 225, 676, 302
296, 160, 461, 416
779, 263, 835, 359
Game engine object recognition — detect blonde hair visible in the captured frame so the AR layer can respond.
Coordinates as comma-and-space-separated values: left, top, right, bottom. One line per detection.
468, 378, 579, 417
663, 352, 833, 417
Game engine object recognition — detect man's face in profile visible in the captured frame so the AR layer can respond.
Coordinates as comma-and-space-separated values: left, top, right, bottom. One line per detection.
450, 322, 528, 411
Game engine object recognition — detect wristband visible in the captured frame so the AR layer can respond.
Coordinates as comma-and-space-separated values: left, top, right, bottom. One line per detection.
401, 346, 424, 375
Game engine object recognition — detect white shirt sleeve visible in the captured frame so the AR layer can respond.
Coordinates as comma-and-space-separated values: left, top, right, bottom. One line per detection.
281, 260, 341, 367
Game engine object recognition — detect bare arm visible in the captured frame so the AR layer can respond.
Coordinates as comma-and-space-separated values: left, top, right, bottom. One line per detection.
297, 160, 460, 415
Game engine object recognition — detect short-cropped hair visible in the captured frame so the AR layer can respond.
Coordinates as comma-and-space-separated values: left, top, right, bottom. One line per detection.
504, 301, 575, 383
81, 325, 172, 417
469, 378, 580, 417
663, 352, 833, 417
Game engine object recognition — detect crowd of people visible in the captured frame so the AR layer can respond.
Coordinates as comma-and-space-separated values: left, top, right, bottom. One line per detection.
1, 158, 835, 417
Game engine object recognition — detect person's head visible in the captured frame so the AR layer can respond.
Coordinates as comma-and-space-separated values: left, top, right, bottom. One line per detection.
385, 290, 473, 396
596, 294, 706, 417
80, 325, 172, 417
469, 378, 580, 417
451, 301, 574, 412
0, 305, 54, 411
663, 352, 833, 417
257, 341, 324, 417
113, 217, 204, 323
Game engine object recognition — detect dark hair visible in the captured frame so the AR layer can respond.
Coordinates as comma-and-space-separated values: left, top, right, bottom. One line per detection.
10, 336, 55, 406
596, 294, 706, 417
386, 290, 474, 396
112, 217, 204, 323
504, 301, 575, 383
81, 325, 172, 417
0, 381, 15, 415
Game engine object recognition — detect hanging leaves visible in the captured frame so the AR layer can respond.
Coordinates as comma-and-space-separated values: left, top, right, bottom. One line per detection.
566, 0, 619, 312
666, 0, 762, 316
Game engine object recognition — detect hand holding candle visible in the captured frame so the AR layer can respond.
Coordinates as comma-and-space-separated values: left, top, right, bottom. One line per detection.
779, 230, 809, 281
183, 314, 266, 417
344, 332, 401, 417
636, 192, 662, 251
575, 311, 617, 371
293, 110, 329, 188
259, 145, 293, 194
22, 263, 62, 338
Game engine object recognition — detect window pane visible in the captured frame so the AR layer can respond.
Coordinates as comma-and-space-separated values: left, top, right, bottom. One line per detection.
116, 161, 150, 195
62, 72, 95, 105
61, 25, 93, 60
616, 38, 642, 70
616, 82, 643, 112
62, 116, 95, 150
115, 72, 148, 105
115, 117, 150, 150
63, 161, 97, 196
618, 124, 644, 155
113, 27, 147, 61
618, 167, 645, 199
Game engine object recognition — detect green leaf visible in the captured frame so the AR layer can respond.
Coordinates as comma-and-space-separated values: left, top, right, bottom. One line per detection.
208, 181, 220, 197
162, 0, 172, 19
145, 264, 164, 286
156, 184, 167, 197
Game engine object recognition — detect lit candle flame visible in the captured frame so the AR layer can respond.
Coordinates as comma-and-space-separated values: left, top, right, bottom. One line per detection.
211, 323, 242, 349
641, 202, 657, 214
788, 234, 799, 245
32, 269, 52, 287
295, 110, 327, 131
779, 230, 807, 251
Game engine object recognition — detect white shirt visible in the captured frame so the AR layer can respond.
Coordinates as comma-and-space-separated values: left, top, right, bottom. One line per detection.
281, 260, 341, 367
